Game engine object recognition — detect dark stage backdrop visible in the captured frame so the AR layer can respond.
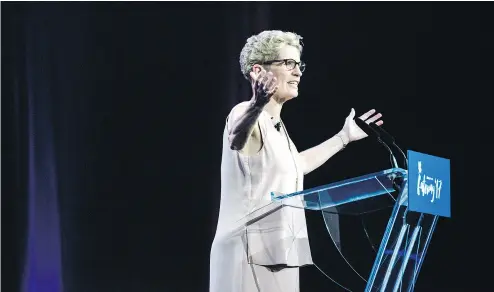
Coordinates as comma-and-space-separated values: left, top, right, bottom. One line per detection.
3, 2, 492, 292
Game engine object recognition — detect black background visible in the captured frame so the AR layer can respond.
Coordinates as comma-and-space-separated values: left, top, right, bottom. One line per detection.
3, 2, 492, 291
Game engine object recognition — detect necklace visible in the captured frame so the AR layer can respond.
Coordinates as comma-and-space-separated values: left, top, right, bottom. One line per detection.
279, 121, 299, 190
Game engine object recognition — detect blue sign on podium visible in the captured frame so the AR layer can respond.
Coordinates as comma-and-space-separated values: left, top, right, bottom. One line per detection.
407, 150, 451, 218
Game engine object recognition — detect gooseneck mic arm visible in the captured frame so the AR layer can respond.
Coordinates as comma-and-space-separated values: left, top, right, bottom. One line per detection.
354, 118, 400, 169
369, 123, 408, 170
355, 118, 407, 192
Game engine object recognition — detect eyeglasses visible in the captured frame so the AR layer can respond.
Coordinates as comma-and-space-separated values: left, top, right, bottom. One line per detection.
262, 59, 306, 73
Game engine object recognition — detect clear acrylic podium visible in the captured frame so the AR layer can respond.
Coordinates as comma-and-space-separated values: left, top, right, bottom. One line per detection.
237, 168, 440, 291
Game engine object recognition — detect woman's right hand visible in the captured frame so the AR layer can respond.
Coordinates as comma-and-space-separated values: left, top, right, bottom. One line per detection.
249, 68, 278, 107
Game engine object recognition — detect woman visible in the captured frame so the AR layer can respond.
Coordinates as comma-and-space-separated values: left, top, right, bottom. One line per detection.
210, 30, 383, 292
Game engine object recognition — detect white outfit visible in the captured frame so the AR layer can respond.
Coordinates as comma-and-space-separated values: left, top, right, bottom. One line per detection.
210, 102, 313, 292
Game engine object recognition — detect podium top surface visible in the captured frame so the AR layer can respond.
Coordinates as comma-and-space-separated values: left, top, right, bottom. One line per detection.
272, 168, 407, 212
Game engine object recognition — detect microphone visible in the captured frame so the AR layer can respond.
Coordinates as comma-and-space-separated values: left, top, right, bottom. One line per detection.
369, 123, 408, 169
274, 121, 281, 132
270, 117, 281, 132
355, 118, 407, 192
354, 118, 399, 169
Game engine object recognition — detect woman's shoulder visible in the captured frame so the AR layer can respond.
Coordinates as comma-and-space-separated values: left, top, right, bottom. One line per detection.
226, 101, 268, 124
228, 101, 251, 116
228, 101, 268, 119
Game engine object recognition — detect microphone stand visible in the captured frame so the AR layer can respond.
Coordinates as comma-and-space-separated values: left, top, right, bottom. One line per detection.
354, 118, 400, 169
354, 118, 404, 192
369, 124, 408, 170
370, 124, 409, 192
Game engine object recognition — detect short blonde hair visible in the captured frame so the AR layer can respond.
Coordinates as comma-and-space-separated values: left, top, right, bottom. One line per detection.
239, 30, 303, 80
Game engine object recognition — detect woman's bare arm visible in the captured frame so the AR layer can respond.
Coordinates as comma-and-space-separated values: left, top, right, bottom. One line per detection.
228, 102, 264, 151
228, 69, 278, 152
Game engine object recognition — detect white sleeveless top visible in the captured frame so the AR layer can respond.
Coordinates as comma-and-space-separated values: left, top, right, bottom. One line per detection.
212, 101, 313, 267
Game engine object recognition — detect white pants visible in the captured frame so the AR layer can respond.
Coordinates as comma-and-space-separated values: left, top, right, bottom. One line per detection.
210, 237, 300, 292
